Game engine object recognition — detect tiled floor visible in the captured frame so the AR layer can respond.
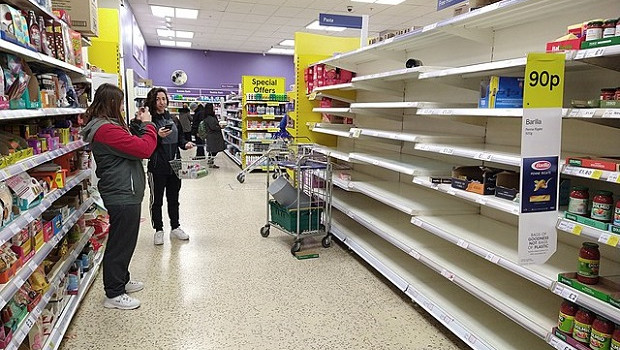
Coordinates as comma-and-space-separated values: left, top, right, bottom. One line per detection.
60, 154, 468, 350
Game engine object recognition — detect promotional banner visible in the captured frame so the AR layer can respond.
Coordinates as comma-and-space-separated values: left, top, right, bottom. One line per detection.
242, 76, 285, 95
518, 53, 565, 265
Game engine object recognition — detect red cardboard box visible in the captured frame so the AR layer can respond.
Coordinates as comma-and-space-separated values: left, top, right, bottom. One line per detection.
546, 37, 583, 53
566, 157, 620, 171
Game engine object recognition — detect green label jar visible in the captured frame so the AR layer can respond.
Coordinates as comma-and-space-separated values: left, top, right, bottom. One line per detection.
611, 338, 620, 350
578, 257, 600, 278
591, 328, 612, 350
558, 311, 576, 333
574, 320, 592, 343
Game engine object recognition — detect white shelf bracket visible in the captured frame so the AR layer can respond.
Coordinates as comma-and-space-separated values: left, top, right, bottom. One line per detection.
437, 26, 494, 46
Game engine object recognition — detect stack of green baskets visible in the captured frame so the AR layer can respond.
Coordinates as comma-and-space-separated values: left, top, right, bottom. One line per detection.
269, 200, 322, 232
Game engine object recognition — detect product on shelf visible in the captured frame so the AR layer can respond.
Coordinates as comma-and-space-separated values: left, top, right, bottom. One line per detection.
478, 76, 524, 108
614, 200, 620, 226
304, 64, 355, 94
558, 273, 620, 310
574, 307, 596, 344
494, 171, 520, 201
451, 166, 502, 195
612, 327, 620, 350
592, 191, 614, 223
51, 0, 99, 37
0, 5, 31, 48
569, 186, 590, 215
578, 242, 600, 285
558, 299, 579, 334
591, 316, 614, 349
566, 157, 620, 172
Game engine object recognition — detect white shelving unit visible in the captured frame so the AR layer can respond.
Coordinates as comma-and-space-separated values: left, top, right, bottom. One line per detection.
306, 0, 620, 348
222, 97, 243, 167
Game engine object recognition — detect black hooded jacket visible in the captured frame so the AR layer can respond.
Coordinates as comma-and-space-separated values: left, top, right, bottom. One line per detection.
148, 110, 190, 175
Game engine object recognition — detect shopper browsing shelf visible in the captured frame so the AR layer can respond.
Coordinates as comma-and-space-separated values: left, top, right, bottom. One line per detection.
190, 103, 206, 158
178, 103, 193, 142
145, 88, 195, 245
200, 103, 226, 169
81, 84, 157, 310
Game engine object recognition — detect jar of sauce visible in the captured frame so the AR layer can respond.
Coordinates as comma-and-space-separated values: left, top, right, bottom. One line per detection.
578, 242, 600, 285
611, 326, 620, 350
586, 20, 604, 41
592, 190, 614, 222
602, 88, 617, 100
590, 316, 614, 350
558, 299, 579, 333
614, 200, 620, 226
603, 19, 617, 38
569, 186, 589, 215
574, 308, 596, 343
615, 87, 620, 101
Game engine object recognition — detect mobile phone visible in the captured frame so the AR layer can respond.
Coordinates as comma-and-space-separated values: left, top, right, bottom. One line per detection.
162, 121, 174, 131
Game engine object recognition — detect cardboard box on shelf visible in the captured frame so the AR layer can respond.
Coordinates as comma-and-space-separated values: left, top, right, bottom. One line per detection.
479, 76, 524, 108
580, 36, 620, 50
451, 166, 502, 195
558, 272, 620, 309
565, 156, 620, 171
495, 171, 519, 201
51, 0, 98, 37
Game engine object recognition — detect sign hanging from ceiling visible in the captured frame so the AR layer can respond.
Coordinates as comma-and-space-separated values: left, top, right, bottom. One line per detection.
437, 0, 467, 11
319, 13, 363, 29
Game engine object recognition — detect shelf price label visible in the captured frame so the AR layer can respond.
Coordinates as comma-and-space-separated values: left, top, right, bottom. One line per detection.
598, 233, 620, 247
440, 269, 455, 281
602, 109, 620, 119
607, 173, 620, 183
557, 220, 582, 236
553, 283, 579, 303
350, 128, 362, 138
549, 336, 573, 350
485, 252, 500, 264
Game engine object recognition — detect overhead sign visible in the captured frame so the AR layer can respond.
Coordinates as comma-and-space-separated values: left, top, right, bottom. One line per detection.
437, 0, 467, 11
221, 83, 238, 89
319, 13, 363, 29
518, 53, 565, 265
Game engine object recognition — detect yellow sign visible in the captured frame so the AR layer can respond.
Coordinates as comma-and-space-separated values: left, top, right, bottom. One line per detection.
242, 76, 285, 95
523, 53, 565, 108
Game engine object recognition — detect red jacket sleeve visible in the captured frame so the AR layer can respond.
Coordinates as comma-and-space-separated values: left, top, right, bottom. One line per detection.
93, 123, 157, 159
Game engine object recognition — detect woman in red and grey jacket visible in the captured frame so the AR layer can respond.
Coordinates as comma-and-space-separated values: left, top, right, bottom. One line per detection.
81, 84, 157, 310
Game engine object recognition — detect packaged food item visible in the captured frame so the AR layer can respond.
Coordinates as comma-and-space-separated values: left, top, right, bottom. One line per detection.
586, 20, 604, 41
591, 190, 613, 222
602, 88, 616, 100
558, 299, 579, 334
573, 307, 595, 343
590, 316, 614, 350
27, 10, 41, 52
43, 17, 55, 58
53, 20, 66, 62
568, 186, 589, 215
614, 200, 620, 226
611, 326, 620, 350
577, 242, 600, 285
69, 29, 82, 68
603, 19, 617, 38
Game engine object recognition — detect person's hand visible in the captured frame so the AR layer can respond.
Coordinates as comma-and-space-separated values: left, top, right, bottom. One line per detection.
158, 127, 172, 138
185, 142, 195, 149
137, 106, 151, 122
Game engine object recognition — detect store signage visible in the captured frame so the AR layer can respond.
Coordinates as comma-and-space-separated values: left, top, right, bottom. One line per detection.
203, 90, 227, 96
221, 83, 238, 89
518, 53, 565, 265
168, 88, 200, 95
437, 0, 467, 11
319, 13, 363, 29
242, 76, 285, 94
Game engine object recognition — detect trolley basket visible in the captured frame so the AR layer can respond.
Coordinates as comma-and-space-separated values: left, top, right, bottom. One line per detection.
269, 200, 323, 233
169, 156, 210, 179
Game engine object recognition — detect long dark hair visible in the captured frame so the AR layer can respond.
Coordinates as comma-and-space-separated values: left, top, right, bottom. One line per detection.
84, 83, 127, 129
145, 87, 168, 114
204, 103, 215, 116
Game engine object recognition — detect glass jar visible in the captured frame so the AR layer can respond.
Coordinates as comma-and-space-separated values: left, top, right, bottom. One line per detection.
601, 88, 617, 100
586, 20, 604, 41
614, 200, 620, 226
558, 299, 579, 333
577, 242, 600, 285
591, 190, 614, 222
574, 308, 596, 343
590, 316, 614, 350
616, 18, 620, 36
615, 87, 620, 101
603, 19, 617, 38
611, 326, 620, 350
569, 186, 589, 215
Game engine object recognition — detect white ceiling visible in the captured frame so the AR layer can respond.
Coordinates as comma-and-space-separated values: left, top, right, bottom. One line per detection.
126, 0, 454, 53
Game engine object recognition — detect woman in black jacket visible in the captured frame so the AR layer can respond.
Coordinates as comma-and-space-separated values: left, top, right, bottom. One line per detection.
190, 103, 206, 158
145, 88, 195, 246
202, 103, 226, 168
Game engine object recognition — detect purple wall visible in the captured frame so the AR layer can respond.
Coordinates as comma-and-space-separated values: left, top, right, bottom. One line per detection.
120, 2, 148, 79
147, 47, 295, 90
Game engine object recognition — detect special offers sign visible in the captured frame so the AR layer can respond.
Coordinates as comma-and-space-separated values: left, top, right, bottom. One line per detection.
518, 53, 565, 265
242, 76, 285, 95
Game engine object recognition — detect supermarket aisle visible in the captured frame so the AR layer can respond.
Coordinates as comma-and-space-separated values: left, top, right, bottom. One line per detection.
60, 154, 467, 350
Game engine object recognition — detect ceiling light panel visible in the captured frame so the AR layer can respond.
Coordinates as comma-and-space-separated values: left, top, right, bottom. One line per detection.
151, 5, 175, 17
175, 8, 199, 19
175, 31, 195, 39
157, 29, 175, 37
159, 40, 176, 46
176, 41, 192, 48
375, 0, 406, 4
267, 48, 294, 55
279, 39, 295, 46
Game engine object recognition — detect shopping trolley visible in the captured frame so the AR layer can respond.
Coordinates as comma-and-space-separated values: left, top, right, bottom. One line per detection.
259, 147, 333, 255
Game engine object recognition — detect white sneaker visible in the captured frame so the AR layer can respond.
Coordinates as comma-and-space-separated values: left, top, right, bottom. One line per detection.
154, 230, 164, 245
125, 280, 144, 293
170, 227, 189, 240
103, 294, 141, 310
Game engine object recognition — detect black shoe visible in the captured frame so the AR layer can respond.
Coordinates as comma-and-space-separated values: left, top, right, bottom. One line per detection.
209, 164, 220, 169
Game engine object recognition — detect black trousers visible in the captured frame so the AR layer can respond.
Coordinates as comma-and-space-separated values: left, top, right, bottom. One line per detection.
195, 137, 205, 157
103, 203, 141, 298
148, 172, 181, 232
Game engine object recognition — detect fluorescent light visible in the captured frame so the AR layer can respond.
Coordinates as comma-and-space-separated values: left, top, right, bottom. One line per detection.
306, 20, 346, 32
160, 40, 176, 46
165, 17, 172, 22
176, 8, 199, 19
151, 5, 174, 17
351, 0, 375, 2
279, 39, 295, 46
176, 31, 194, 39
157, 29, 175, 37
375, 0, 405, 4
267, 48, 294, 55
176, 41, 192, 48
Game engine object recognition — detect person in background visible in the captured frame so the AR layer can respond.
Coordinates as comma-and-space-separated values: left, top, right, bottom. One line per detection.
202, 103, 226, 168
145, 88, 195, 246
178, 103, 193, 142
191, 103, 206, 158
81, 84, 157, 310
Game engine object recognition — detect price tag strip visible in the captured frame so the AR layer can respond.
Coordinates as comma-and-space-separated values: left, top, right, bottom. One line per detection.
598, 233, 620, 247
557, 220, 582, 236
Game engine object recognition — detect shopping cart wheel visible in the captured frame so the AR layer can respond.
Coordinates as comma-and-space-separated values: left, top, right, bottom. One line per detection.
291, 241, 302, 255
321, 235, 332, 248
236, 173, 245, 183
260, 225, 270, 237
272, 172, 278, 180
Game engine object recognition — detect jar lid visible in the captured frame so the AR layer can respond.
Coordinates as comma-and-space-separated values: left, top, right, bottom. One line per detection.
604, 19, 617, 24
601, 88, 617, 92
596, 190, 613, 196
583, 242, 599, 249
587, 20, 604, 25
571, 186, 589, 191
